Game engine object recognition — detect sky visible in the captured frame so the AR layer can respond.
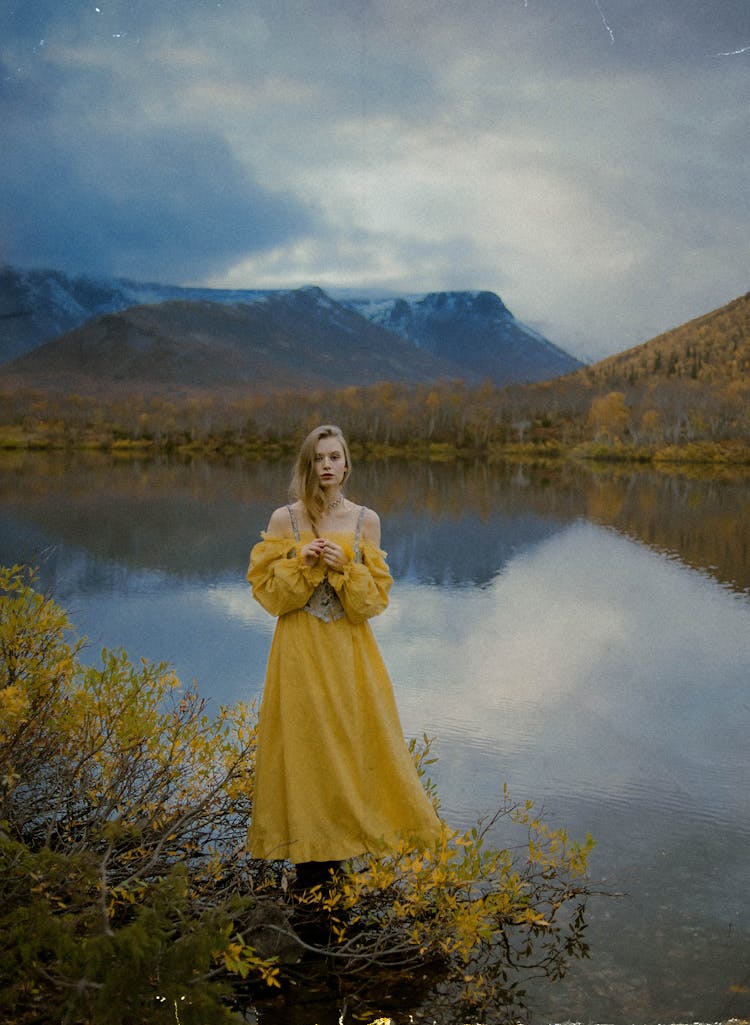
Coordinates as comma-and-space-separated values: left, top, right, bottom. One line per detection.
1, 1, 748, 360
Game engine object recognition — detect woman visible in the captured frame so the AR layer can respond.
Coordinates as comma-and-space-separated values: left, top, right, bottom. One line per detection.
247, 424, 441, 888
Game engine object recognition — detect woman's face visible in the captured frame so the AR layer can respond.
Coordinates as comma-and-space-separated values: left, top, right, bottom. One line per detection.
314, 435, 348, 491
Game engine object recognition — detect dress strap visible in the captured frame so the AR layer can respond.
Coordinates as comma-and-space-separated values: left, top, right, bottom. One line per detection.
354, 505, 366, 562
287, 504, 300, 543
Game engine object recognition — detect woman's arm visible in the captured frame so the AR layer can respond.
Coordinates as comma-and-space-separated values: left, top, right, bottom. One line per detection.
247, 507, 326, 616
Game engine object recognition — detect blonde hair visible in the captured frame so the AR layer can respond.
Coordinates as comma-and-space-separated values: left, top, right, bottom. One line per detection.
290, 424, 351, 530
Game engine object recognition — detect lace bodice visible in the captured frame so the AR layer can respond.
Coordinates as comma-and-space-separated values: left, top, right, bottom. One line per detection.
288, 504, 365, 623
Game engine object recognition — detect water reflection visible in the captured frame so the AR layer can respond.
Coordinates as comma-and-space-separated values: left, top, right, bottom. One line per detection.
580, 464, 750, 597
1, 452, 749, 1024
380, 521, 750, 1022
1, 452, 748, 594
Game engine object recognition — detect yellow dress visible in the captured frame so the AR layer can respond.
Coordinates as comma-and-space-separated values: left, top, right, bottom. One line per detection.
246, 507, 442, 863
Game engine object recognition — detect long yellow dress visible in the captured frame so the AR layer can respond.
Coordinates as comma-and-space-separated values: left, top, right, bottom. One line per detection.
246, 507, 442, 864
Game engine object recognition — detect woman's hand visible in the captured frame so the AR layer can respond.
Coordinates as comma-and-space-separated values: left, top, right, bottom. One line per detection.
300, 538, 349, 571
300, 538, 326, 567
320, 539, 349, 572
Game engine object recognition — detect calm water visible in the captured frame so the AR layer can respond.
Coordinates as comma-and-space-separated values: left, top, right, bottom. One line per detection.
1, 452, 749, 1025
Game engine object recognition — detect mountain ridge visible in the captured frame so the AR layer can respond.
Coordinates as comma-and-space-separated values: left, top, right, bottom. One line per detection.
0, 290, 463, 395
341, 290, 579, 383
0, 265, 583, 389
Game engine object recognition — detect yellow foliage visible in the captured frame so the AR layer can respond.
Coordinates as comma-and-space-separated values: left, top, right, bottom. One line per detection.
1, 566, 595, 1025
587, 391, 630, 440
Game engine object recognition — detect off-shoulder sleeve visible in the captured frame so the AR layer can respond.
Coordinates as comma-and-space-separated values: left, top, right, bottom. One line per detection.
247, 535, 326, 618
326, 538, 393, 624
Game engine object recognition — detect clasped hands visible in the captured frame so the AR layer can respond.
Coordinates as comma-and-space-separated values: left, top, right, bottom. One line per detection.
301, 537, 349, 572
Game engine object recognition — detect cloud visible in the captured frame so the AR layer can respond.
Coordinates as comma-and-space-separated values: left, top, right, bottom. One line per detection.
1, 34, 317, 281
1, 0, 748, 355
3, 122, 315, 281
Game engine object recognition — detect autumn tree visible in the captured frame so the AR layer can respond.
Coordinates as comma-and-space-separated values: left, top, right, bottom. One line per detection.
586, 390, 630, 441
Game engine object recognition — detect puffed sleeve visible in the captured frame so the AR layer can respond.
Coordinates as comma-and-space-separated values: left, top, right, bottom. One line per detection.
326, 539, 393, 624
247, 535, 326, 618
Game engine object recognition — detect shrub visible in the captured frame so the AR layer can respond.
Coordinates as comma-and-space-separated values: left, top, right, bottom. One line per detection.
0, 566, 270, 1024
1, 566, 595, 1025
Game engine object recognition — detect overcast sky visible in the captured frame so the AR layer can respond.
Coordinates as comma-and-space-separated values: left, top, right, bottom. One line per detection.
2, 1, 748, 359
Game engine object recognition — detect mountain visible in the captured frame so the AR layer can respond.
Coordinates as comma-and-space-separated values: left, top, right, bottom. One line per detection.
342, 291, 583, 383
0, 288, 463, 395
578, 291, 750, 388
0, 264, 270, 363
0, 265, 583, 389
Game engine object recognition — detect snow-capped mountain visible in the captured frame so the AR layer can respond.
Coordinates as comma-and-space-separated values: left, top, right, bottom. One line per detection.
341, 290, 583, 383
0, 265, 583, 386
0, 265, 272, 363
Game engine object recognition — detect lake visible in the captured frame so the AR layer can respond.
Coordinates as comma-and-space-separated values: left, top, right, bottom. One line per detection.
1, 451, 749, 1025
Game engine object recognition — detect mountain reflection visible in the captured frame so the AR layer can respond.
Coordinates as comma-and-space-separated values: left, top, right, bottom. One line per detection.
0, 452, 748, 595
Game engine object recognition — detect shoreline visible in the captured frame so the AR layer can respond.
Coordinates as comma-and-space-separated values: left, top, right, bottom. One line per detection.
1, 428, 750, 469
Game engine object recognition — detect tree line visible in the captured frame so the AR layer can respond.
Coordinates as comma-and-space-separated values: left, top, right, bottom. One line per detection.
1, 370, 749, 462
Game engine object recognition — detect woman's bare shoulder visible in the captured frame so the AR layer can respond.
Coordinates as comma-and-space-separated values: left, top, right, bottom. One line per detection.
359, 505, 382, 546
265, 504, 294, 537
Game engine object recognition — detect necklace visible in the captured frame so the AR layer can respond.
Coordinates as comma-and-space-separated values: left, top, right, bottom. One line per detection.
325, 493, 345, 512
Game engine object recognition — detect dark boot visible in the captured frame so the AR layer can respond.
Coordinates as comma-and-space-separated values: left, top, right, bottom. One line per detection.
289, 861, 343, 951
293, 860, 340, 893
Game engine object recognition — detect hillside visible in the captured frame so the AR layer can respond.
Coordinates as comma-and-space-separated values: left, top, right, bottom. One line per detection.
578, 291, 750, 388
0, 289, 462, 394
